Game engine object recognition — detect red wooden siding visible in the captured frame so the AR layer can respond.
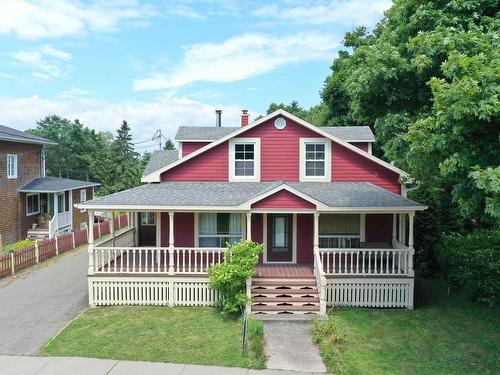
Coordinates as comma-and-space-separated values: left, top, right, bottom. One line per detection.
365, 214, 393, 244
332, 143, 400, 194
252, 189, 316, 209
350, 142, 369, 152
181, 141, 210, 157
160, 212, 195, 246
161, 115, 401, 195
242, 117, 322, 181
297, 214, 314, 264
251, 213, 264, 263
161, 143, 229, 181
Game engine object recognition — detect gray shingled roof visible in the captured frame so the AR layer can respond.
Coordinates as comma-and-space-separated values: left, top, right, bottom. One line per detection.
0, 124, 57, 145
79, 181, 424, 210
322, 126, 374, 142
175, 125, 374, 142
175, 126, 238, 141
143, 150, 179, 176
19, 176, 100, 193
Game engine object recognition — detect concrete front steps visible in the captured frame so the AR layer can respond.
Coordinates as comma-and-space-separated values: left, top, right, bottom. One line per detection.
26, 228, 49, 240
250, 278, 321, 315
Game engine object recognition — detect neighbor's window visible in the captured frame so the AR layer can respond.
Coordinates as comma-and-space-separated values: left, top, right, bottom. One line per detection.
198, 213, 241, 247
7, 154, 17, 179
26, 193, 40, 216
234, 143, 255, 176
141, 212, 155, 226
80, 189, 86, 203
305, 143, 326, 177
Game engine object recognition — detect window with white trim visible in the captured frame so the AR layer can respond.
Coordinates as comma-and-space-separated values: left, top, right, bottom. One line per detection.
198, 213, 242, 247
300, 139, 331, 181
26, 193, 40, 216
305, 143, 326, 176
229, 138, 260, 181
7, 154, 17, 179
80, 189, 87, 212
319, 214, 361, 248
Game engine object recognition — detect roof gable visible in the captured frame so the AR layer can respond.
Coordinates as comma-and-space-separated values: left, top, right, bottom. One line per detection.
142, 109, 407, 182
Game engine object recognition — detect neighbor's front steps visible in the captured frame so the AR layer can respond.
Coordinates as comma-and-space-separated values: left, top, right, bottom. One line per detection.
251, 277, 321, 315
0, 355, 329, 375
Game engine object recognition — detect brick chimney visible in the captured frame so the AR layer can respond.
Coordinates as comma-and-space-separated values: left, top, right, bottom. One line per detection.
240, 109, 249, 127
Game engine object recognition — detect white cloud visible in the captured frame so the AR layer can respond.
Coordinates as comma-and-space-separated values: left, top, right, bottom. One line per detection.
253, 0, 392, 26
0, 0, 156, 40
134, 32, 339, 90
12, 44, 73, 80
0, 94, 249, 148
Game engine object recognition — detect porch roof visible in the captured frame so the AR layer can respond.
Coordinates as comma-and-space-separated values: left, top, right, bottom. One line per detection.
19, 176, 100, 193
77, 181, 425, 212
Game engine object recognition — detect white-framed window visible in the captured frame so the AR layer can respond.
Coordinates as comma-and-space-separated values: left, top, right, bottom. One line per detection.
80, 189, 87, 212
198, 213, 242, 247
26, 193, 40, 216
141, 212, 155, 226
7, 154, 17, 179
229, 138, 260, 181
299, 138, 331, 181
319, 214, 361, 248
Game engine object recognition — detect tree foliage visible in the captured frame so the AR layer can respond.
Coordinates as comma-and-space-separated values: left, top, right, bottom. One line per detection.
29, 117, 150, 196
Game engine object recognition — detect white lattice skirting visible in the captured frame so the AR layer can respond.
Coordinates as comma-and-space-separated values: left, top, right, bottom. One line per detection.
88, 277, 218, 307
89, 277, 414, 309
326, 278, 414, 309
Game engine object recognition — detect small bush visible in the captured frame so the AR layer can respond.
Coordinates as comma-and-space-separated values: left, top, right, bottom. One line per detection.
3, 239, 36, 253
208, 240, 263, 313
435, 228, 500, 305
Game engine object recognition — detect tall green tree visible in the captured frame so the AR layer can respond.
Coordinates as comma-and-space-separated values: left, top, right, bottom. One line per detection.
163, 138, 176, 150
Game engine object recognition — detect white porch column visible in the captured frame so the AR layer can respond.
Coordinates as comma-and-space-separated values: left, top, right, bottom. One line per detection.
313, 213, 320, 250
392, 213, 397, 246
88, 209, 94, 275
246, 212, 252, 241
168, 211, 175, 275
110, 211, 115, 247
408, 212, 415, 276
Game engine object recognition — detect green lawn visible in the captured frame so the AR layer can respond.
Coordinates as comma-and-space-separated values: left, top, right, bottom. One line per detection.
42, 306, 265, 369
313, 279, 500, 375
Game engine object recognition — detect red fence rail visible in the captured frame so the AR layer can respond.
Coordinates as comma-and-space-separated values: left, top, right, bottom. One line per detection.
0, 215, 128, 280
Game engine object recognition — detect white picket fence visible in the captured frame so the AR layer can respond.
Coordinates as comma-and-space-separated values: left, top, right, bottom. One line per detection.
326, 278, 414, 309
88, 277, 218, 306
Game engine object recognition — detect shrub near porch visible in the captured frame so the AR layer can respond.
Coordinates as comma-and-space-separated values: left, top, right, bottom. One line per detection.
42, 306, 265, 369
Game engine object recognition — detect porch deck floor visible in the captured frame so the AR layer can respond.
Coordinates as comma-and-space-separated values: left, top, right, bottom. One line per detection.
254, 264, 314, 279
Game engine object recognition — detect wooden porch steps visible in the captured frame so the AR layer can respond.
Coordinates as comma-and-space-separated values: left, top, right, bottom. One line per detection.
250, 276, 320, 315
26, 229, 49, 240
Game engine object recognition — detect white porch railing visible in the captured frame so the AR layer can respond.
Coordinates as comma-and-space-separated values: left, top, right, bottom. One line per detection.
48, 211, 72, 238
91, 247, 225, 275
319, 245, 413, 276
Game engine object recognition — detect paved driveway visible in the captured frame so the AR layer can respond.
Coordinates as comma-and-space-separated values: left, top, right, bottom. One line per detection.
0, 247, 89, 355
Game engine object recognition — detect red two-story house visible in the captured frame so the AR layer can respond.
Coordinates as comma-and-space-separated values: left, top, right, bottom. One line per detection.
78, 109, 425, 315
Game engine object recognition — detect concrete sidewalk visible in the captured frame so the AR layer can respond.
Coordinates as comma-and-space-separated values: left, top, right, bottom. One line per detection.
0, 355, 327, 375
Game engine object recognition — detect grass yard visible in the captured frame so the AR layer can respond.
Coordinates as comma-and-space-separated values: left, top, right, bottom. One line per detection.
42, 306, 265, 369
313, 279, 500, 375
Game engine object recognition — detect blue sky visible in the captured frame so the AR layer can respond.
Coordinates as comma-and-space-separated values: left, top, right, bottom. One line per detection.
0, 0, 391, 148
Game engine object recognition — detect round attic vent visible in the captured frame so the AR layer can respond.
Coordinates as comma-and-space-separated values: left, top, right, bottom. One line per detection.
274, 117, 287, 130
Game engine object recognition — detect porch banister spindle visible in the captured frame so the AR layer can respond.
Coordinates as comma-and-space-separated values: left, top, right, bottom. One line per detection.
88, 210, 95, 275
168, 211, 175, 275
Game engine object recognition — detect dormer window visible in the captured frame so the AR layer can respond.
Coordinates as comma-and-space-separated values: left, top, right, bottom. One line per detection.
229, 138, 260, 181
300, 138, 331, 181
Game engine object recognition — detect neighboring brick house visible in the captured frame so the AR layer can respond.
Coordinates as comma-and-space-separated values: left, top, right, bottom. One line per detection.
0, 125, 100, 244
79, 109, 426, 314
